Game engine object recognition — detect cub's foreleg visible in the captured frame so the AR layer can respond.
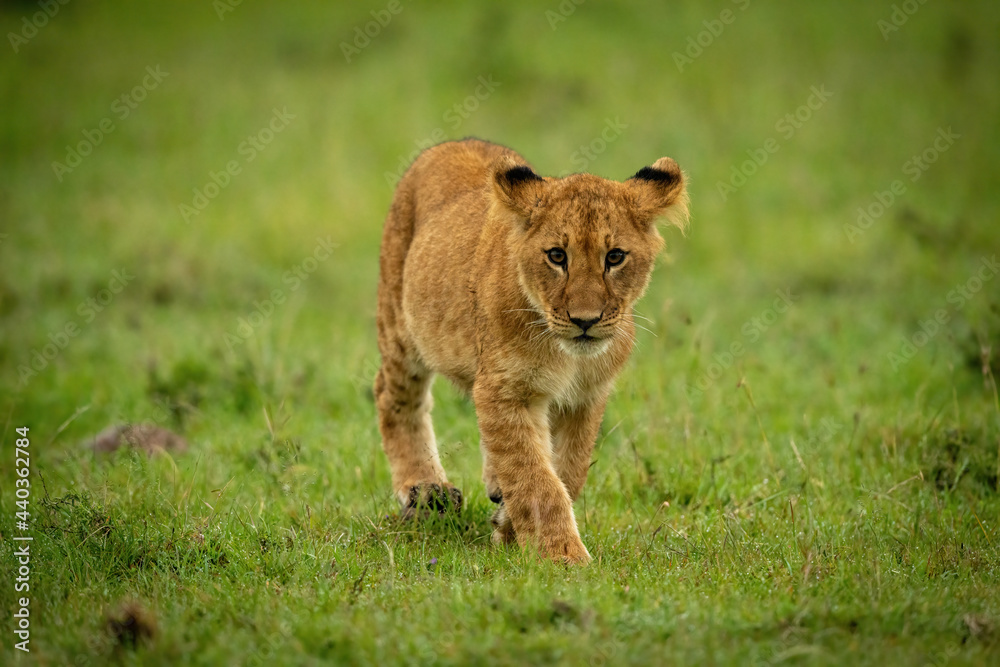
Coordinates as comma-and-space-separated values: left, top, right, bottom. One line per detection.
550, 399, 607, 502
474, 379, 590, 564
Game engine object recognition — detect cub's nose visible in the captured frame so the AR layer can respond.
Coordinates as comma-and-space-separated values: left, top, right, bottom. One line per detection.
569, 316, 601, 333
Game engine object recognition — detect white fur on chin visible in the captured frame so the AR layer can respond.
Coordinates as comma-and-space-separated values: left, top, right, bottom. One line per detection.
558, 337, 612, 357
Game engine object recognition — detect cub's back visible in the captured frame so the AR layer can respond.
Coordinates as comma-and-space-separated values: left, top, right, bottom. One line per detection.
404, 138, 520, 231
394, 139, 522, 385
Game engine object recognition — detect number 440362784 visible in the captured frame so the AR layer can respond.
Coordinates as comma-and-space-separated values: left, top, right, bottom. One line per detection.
15, 426, 30, 524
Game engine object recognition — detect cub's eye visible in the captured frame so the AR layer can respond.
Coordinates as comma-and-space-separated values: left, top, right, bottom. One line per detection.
546, 248, 567, 266
605, 249, 626, 268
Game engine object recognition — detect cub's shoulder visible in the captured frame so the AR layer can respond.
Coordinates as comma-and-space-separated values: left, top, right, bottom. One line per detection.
395, 139, 529, 219
404, 139, 523, 190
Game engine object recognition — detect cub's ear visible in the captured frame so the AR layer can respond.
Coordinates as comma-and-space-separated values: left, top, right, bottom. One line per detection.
626, 157, 689, 232
491, 155, 547, 221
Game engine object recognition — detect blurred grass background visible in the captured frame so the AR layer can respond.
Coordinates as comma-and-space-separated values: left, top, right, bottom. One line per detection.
1, 0, 999, 664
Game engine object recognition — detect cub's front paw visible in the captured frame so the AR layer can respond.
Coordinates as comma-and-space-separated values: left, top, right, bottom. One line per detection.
539, 533, 592, 565
400, 482, 463, 519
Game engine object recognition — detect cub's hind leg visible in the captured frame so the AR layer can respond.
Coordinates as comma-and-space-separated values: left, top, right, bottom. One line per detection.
481, 451, 517, 543
374, 174, 461, 516
374, 345, 461, 516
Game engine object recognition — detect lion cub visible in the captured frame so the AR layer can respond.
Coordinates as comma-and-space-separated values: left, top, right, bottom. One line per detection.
375, 139, 687, 563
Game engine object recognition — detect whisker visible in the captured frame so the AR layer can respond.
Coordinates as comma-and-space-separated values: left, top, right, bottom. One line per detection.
623, 314, 658, 334
527, 327, 557, 348
620, 316, 658, 337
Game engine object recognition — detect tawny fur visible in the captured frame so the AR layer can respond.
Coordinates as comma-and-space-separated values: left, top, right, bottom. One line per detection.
375, 138, 687, 563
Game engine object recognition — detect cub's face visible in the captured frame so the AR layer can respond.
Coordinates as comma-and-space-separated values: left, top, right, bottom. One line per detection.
493, 158, 688, 357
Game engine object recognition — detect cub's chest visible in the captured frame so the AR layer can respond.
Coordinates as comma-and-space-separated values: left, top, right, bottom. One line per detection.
532, 354, 614, 410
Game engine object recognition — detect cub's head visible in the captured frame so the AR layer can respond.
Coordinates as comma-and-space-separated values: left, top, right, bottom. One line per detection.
492, 154, 688, 357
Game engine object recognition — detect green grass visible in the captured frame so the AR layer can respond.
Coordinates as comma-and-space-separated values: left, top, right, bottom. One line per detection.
2, 0, 999, 664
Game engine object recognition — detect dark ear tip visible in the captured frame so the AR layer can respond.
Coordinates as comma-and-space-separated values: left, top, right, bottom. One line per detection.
498, 164, 544, 186
630, 157, 682, 186
491, 156, 545, 219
